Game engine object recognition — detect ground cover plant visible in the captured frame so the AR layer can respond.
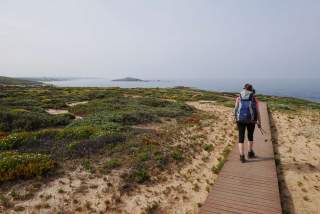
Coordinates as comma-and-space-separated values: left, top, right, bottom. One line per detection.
0, 86, 318, 182
0, 152, 54, 183
0, 86, 213, 183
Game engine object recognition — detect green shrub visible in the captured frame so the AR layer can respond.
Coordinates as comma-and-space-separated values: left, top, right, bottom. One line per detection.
222, 100, 235, 108
66, 141, 80, 151
111, 111, 159, 125
0, 110, 73, 132
154, 151, 168, 168
50, 113, 75, 126
57, 126, 98, 140
65, 134, 126, 158
0, 128, 62, 151
139, 98, 171, 107
33, 128, 60, 139
203, 144, 214, 151
0, 132, 39, 150
212, 146, 232, 174
0, 193, 12, 208
212, 161, 224, 174
136, 151, 149, 162
81, 160, 94, 173
171, 148, 183, 161
127, 164, 150, 184
0, 152, 54, 182
103, 159, 121, 172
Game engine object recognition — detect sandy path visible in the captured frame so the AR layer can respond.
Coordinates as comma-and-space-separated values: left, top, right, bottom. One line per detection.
66, 101, 88, 107
46, 101, 88, 119
46, 109, 69, 115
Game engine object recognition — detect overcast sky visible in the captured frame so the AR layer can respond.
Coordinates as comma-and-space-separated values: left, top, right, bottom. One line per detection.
1, 0, 319, 79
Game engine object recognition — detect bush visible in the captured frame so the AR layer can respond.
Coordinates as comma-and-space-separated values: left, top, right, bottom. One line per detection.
154, 151, 168, 168
50, 113, 75, 126
171, 148, 183, 161
66, 135, 127, 157
103, 159, 121, 172
81, 160, 94, 173
57, 126, 98, 140
0, 152, 54, 182
0, 110, 73, 132
69, 119, 123, 132
68, 96, 193, 128
111, 111, 159, 125
222, 100, 235, 108
0, 132, 39, 150
127, 164, 150, 184
139, 98, 171, 107
0, 193, 12, 208
203, 144, 214, 151
33, 128, 60, 140
0, 129, 61, 151
136, 151, 149, 162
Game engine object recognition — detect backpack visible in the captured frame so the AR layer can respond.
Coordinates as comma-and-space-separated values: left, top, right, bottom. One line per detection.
236, 92, 257, 123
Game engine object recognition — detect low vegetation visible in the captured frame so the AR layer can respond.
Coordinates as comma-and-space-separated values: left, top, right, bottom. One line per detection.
0, 84, 319, 213
0, 152, 54, 182
1, 86, 317, 182
257, 95, 320, 111
0, 86, 226, 183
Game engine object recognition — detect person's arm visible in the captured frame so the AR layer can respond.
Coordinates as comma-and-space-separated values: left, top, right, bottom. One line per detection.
234, 97, 239, 121
255, 97, 262, 127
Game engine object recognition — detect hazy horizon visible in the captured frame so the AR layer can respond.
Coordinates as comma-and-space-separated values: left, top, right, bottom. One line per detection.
1, 0, 320, 79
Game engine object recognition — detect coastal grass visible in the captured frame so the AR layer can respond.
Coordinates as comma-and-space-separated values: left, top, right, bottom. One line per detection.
257, 95, 320, 111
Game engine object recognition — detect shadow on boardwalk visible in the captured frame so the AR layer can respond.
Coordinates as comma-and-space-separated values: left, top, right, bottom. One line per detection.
245, 156, 274, 163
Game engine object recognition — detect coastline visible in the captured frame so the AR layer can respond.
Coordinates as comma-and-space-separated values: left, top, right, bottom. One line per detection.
41, 78, 320, 102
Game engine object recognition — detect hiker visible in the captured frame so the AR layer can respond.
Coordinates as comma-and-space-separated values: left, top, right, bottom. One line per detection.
234, 84, 261, 163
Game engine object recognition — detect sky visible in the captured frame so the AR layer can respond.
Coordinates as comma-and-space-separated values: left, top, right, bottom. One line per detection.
1, 0, 320, 79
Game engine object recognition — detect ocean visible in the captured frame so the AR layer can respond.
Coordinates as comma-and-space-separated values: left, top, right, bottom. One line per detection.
44, 78, 320, 101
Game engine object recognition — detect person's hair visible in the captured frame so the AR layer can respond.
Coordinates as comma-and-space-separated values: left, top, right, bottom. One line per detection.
243, 83, 253, 92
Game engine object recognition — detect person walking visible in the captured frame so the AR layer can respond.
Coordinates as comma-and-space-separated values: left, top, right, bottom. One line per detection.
234, 84, 261, 163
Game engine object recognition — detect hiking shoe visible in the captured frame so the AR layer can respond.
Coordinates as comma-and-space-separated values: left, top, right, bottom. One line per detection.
240, 155, 246, 163
248, 150, 256, 159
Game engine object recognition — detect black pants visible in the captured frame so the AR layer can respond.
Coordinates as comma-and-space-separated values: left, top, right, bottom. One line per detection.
237, 122, 256, 143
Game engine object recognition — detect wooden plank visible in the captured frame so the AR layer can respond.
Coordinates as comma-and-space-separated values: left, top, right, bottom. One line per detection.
199, 102, 282, 214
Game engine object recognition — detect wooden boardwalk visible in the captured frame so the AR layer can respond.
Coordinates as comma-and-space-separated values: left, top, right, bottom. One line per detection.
200, 102, 282, 214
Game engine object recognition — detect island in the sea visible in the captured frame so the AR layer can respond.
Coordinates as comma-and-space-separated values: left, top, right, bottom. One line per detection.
112, 77, 146, 82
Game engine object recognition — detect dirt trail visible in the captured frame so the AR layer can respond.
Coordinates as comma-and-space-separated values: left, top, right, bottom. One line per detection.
46, 101, 88, 119
66, 101, 88, 107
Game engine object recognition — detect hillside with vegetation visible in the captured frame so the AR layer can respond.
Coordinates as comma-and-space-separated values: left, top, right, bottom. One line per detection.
0, 76, 43, 86
0, 85, 319, 213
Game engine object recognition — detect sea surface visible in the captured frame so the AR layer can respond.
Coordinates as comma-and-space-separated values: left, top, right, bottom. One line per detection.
44, 78, 320, 101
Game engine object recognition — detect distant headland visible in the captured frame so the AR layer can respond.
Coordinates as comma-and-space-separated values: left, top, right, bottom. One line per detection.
0, 76, 44, 86
112, 77, 146, 82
